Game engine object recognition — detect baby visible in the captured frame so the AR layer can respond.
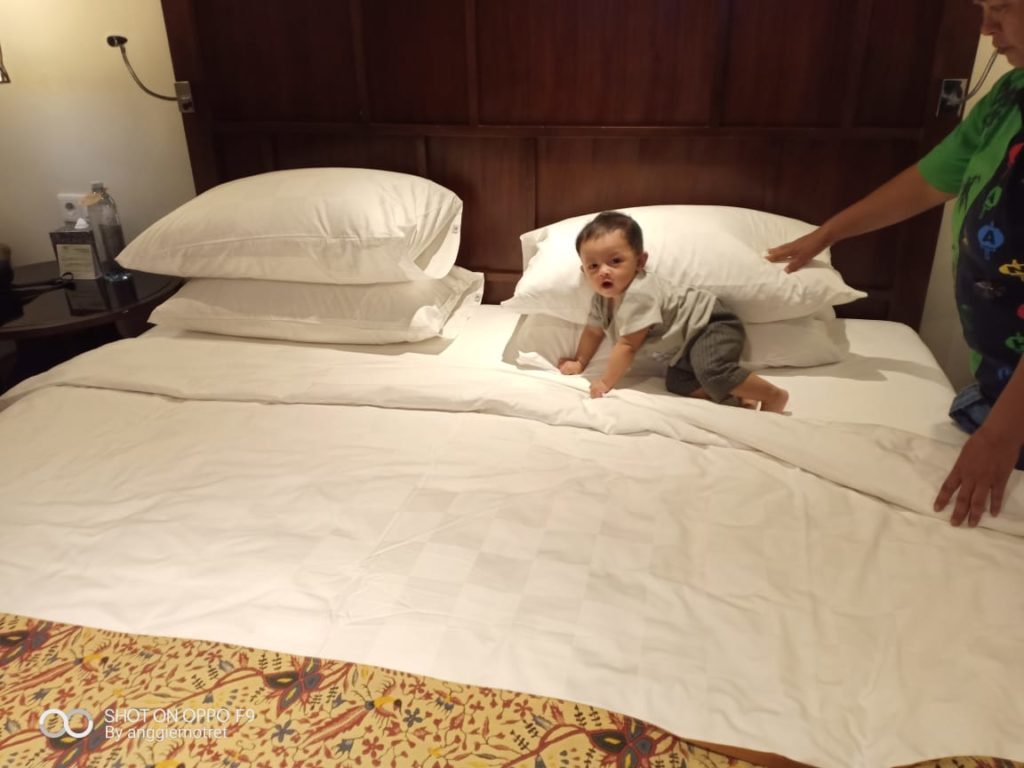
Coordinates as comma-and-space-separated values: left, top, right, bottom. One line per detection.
558, 211, 789, 412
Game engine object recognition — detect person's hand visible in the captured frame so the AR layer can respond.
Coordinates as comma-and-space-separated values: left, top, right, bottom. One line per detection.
765, 227, 832, 273
934, 427, 1020, 527
589, 380, 610, 399
558, 359, 583, 375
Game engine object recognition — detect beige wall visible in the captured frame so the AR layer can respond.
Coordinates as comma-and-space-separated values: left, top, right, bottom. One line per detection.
0, 0, 194, 268
919, 36, 1014, 389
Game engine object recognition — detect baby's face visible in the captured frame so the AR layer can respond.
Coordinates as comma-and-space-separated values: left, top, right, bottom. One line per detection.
579, 230, 646, 299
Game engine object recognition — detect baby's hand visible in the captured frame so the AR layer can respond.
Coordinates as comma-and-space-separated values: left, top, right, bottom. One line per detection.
558, 359, 584, 375
589, 380, 610, 399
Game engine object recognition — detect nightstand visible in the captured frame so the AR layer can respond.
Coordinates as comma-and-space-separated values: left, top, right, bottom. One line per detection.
0, 261, 182, 392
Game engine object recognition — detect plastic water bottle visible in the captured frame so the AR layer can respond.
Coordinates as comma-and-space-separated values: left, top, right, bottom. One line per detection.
85, 181, 130, 281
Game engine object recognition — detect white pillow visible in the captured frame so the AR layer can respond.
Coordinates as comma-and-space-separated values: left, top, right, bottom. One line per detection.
503, 205, 865, 324
148, 267, 483, 344
118, 168, 463, 284
503, 309, 847, 376
741, 310, 848, 369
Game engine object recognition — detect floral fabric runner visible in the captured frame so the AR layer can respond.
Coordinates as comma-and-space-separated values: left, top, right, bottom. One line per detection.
0, 613, 1018, 768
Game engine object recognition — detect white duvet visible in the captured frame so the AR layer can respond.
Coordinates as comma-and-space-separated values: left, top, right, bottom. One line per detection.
1, 335, 1023, 768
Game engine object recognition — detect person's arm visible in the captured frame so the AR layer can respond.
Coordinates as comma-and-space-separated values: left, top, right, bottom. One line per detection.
559, 324, 604, 375
766, 165, 955, 272
769, 71, 1012, 272
590, 327, 649, 398
935, 364, 1024, 527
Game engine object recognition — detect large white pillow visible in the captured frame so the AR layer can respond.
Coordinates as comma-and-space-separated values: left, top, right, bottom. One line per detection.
503, 309, 847, 376
148, 267, 483, 344
503, 205, 865, 324
118, 168, 463, 284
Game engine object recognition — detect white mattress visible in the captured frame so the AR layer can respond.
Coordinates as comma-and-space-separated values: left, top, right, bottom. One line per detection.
3, 305, 1022, 768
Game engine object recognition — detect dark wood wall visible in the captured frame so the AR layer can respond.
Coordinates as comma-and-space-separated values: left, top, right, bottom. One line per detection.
161, 0, 980, 327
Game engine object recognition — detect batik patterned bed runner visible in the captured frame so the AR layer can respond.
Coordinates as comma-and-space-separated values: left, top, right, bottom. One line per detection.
0, 613, 1017, 768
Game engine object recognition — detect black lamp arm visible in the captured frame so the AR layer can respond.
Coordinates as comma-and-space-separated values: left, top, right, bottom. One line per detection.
106, 35, 194, 112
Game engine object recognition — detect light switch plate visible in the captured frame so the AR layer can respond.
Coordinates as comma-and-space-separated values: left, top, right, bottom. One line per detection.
937, 78, 967, 117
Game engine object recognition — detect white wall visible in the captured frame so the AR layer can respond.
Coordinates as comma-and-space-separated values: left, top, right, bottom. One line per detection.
0, 0, 194, 268
918, 36, 1014, 389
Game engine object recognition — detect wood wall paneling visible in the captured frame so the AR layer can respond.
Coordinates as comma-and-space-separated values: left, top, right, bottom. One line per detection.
771, 137, 919, 229
854, 0, 944, 127
536, 136, 777, 225
361, 0, 470, 123
428, 137, 536, 296
921, 0, 986, 151
774, 137, 920, 310
274, 134, 425, 176
194, 0, 361, 122
477, 0, 717, 125
160, 0, 220, 192
218, 134, 275, 181
723, 1, 858, 126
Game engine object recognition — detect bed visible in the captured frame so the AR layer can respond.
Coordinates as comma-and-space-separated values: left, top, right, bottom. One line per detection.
5, 3, 1020, 766
2, 290, 1023, 768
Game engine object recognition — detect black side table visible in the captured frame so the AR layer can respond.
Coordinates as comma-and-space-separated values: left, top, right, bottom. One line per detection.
0, 261, 182, 392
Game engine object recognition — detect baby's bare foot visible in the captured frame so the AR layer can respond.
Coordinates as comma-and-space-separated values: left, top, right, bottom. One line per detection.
760, 386, 789, 414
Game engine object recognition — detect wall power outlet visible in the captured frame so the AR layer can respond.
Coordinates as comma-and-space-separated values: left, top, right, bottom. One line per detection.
57, 193, 88, 224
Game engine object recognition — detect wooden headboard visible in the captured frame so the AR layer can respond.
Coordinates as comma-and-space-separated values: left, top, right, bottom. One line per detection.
160, 0, 978, 328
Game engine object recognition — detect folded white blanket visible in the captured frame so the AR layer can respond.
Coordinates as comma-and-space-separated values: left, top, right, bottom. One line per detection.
4, 336, 1021, 531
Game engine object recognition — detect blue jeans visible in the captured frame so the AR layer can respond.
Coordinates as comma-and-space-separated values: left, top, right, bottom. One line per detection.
949, 382, 1024, 470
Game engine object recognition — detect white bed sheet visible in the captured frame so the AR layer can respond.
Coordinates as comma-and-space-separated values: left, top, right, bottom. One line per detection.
2, 306, 1022, 768
761, 319, 962, 442
145, 305, 962, 441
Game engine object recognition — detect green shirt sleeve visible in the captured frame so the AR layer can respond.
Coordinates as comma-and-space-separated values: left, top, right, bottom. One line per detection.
918, 96, 988, 194
917, 71, 1020, 194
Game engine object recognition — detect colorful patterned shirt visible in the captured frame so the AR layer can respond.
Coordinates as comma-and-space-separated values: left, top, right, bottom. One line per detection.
918, 69, 1024, 403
